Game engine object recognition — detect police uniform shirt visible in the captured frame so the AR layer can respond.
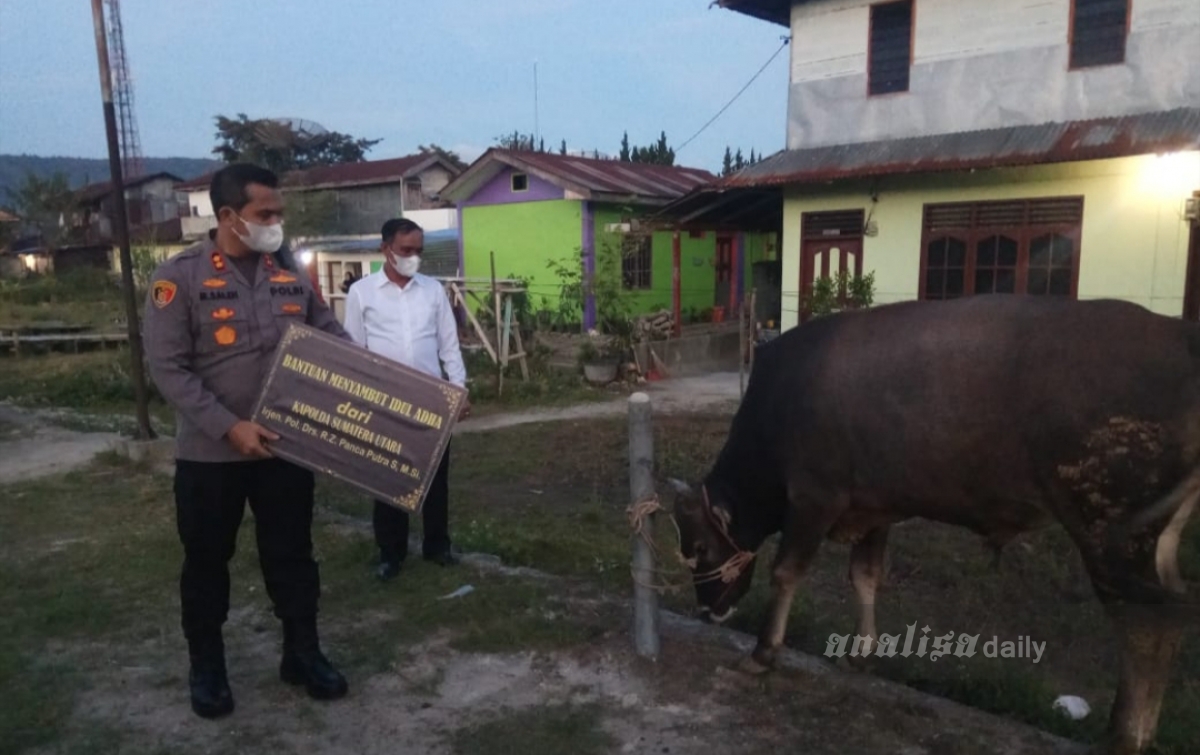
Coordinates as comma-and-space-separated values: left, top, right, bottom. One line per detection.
143, 236, 349, 463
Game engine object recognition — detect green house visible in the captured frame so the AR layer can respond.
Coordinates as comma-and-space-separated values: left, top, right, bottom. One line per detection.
439, 149, 777, 329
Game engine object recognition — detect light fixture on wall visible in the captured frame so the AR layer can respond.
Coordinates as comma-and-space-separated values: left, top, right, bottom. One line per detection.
863, 186, 880, 237
1140, 152, 1200, 199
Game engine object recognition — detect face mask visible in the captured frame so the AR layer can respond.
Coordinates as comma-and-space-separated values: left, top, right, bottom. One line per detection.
391, 254, 420, 277
234, 214, 284, 253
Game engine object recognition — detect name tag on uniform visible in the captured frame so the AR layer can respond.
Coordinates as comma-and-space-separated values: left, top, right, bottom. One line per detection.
252, 323, 467, 513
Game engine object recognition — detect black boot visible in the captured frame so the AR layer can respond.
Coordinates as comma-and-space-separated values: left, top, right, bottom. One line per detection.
280, 617, 348, 700
187, 633, 234, 719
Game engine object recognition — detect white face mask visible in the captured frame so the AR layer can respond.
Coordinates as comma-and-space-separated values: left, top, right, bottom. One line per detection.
234, 214, 284, 253
391, 254, 420, 277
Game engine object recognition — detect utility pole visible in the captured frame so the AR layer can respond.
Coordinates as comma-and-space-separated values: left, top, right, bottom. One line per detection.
91, 0, 155, 440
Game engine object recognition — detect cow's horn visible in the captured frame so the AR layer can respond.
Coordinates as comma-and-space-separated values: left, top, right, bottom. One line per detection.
667, 478, 693, 496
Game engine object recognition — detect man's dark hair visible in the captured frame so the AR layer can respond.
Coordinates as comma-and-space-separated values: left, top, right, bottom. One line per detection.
209, 163, 279, 215
381, 217, 423, 243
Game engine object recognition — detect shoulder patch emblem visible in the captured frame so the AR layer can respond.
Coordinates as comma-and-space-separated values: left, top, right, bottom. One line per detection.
281, 303, 304, 315
211, 308, 236, 321
152, 281, 177, 308
270, 273, 298, 284
214, 326, 237, 346
210, 251, 227, 271
202, 278, 227, 289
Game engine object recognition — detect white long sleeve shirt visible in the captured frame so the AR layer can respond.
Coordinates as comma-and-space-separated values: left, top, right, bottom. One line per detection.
342, 271, 467, 388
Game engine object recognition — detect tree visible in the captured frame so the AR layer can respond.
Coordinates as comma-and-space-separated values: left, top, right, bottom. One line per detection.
6, 171, 75, 247
722, 147, 734, 177
621, 131, 676, 166
418, 144, 467, 170
559, 139, 568, 156
495, 130, 539, 151
734, 148, 745, 171
212, 113, 380, 174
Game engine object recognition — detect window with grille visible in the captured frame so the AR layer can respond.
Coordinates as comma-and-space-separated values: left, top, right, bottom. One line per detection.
621, 235, 652, 290
869, 0, 913, 96
1070, 0, 1129, 69
919, 198, 1084, 300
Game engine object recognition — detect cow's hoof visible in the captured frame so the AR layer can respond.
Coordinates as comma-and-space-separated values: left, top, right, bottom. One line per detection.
748, 645, 778, 671
735, 654, 772, 676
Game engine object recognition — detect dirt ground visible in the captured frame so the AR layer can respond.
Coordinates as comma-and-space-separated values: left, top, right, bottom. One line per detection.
0, 404, 121, 484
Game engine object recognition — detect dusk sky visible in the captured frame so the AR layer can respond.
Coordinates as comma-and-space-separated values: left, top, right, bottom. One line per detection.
0, 0, 791, 173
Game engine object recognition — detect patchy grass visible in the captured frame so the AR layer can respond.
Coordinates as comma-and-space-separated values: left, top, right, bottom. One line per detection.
4, 409, 1198, 754
0, 453, 616, 755
0, 269, 126, 330
449, 703, 616, 755
430, 414, 1200, 755
0, 350, 175, 434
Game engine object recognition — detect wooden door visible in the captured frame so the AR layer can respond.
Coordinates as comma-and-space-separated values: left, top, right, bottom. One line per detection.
800, 237, 863, 322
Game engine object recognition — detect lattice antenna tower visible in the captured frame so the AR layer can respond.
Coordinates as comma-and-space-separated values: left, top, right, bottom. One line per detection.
104, 0, 144, 179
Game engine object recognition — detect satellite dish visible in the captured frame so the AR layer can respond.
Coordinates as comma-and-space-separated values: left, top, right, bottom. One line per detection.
254, 117, 330, 149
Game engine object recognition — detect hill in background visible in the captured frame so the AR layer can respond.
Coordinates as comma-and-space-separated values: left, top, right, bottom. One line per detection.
0, 154, 221, 205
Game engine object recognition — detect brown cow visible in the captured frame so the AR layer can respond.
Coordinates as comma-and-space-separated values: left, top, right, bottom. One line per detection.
670, 295, 1197, 755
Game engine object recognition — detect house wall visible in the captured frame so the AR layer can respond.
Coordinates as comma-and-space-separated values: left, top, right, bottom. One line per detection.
330, 184, 403, 235
778, 152, 1200, 330
464, 168, 565, 207
460, 199, 583, 316
186, 189, 213, 218
787, 0, 1200, 148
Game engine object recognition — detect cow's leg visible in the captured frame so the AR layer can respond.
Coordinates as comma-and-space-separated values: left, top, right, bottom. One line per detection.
846, 526, 889, 665
747, 496, 846, 671
1075, 523, 1191, 755
1097, 600, 1185, 755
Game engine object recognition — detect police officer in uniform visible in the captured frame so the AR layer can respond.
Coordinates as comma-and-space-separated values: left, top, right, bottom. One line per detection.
143, 163, 349, 719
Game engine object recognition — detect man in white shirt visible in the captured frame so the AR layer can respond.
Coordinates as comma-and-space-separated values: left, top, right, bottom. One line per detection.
343, 218, 470, 581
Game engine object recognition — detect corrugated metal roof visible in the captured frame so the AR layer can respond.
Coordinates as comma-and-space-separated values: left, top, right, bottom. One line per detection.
440, 149, 715, 206
177, 172, 215, 191
76, 171, 184, 205
724, 108, 1200, 188
296, 228, 461, 277
283, 154, 450, 190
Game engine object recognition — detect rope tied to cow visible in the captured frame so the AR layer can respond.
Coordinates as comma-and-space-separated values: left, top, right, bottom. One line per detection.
626, 494, 693, 595
625, 491, 758, 595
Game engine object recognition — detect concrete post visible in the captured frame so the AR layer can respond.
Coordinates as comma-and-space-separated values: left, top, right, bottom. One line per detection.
629, 392, 660, 659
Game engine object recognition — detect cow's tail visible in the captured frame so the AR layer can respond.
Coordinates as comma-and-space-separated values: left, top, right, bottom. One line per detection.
1114, 467, 1200, 540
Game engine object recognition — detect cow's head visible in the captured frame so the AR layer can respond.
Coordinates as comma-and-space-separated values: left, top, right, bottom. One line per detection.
668, 478, 756, 625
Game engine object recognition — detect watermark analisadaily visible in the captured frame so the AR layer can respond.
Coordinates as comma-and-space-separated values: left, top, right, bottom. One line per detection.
824, 623, 1046, 664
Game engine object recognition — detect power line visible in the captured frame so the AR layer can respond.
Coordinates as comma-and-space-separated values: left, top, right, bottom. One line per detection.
676, 35, 790, 154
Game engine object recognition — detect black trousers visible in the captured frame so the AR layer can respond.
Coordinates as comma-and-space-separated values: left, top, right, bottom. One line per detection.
174, 459, 319, 642
373, 444, 451, 563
